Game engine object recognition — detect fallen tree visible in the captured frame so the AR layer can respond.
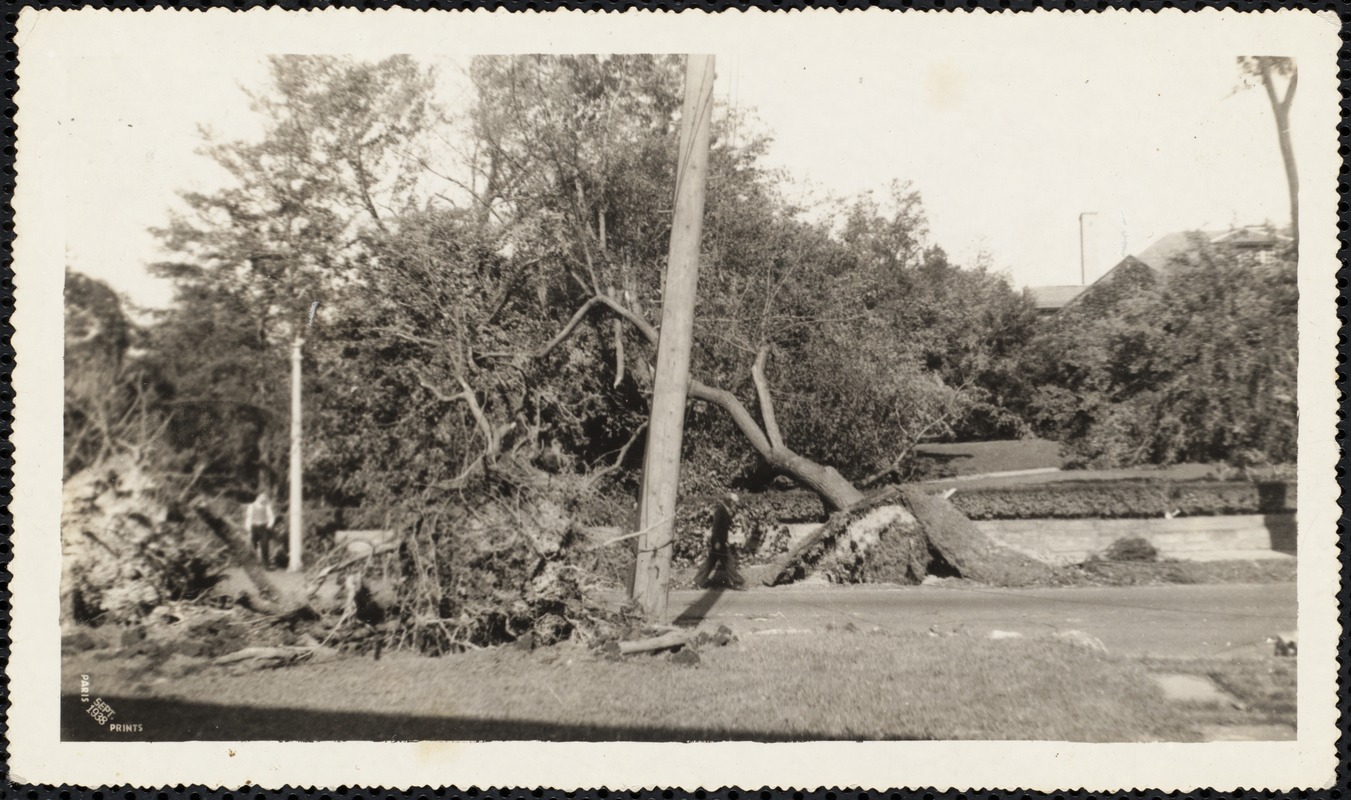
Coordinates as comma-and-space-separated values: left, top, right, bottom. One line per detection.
541, 294, 861, 512
754, 485, 1058, 587
541, 293, 1054, 587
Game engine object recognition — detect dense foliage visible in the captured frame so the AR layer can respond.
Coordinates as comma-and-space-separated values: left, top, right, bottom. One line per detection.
1023, 239, 1297, 468
111, 55, 1037, 509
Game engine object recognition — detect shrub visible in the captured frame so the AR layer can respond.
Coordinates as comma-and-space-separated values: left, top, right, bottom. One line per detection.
1102, 536, 1159, 563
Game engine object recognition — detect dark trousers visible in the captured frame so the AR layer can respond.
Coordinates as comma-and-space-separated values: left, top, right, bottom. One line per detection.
694, 543, 744, 589
251, 525, 273, 568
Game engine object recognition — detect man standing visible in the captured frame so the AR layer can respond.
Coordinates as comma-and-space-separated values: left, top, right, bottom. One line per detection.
246, 490, 277, 569
693, 492, 745, 590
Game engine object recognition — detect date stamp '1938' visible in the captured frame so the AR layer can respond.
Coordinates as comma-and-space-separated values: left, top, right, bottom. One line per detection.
80, 676, 142, 734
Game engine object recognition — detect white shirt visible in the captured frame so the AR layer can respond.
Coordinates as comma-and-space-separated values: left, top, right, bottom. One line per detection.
246, 498, 276, 529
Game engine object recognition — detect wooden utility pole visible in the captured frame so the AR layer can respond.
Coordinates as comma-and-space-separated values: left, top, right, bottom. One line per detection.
1078, 211, 1097, 285
632, 55, 716, 620
287, 337, 305, 573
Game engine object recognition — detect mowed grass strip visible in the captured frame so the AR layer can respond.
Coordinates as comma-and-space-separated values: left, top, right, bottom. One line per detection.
72, 630, 1197, 742
913, 438, 1066, 477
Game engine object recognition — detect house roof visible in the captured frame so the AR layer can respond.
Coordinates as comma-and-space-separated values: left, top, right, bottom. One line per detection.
1027, 226, 1288, 318
1027, 284, 1086, 311
1135, 227, 1288, 274
1211, 226, 1293, 247
1133, 231, 1221, 274
1090, 255, 1154, 288
1027, 256, 1153, 316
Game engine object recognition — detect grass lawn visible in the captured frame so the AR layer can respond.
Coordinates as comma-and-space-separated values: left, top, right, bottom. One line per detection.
1139, 655, 1297, 730
1059, 558, 1297, 587
913, 440, 1287, 490
914, 439, 1065, 477
64, 628, 1200, 742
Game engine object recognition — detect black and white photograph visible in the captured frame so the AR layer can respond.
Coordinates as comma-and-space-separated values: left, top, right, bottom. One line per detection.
9, 8, 1342, 792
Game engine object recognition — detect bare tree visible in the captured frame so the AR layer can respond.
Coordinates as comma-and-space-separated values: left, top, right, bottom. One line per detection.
1238, 57, 1298, 252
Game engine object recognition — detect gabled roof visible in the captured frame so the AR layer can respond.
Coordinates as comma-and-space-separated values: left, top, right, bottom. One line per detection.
1210, 226, 1293, 246
1026, 284, 1086, 311
1026, 226, 1288, 319
1135, 227, 1288, 275
1133, 231, 1222, 274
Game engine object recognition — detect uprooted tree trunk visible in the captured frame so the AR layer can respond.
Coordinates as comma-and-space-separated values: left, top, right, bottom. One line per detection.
541, 294, 1053, 587
755, 485, 1058, 587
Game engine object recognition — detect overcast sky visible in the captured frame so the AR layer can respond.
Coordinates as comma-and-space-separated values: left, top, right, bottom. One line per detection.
59, 44, 1304, 309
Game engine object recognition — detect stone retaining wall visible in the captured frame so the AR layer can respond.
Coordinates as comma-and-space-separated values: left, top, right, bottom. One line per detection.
977, 513, 1296, 564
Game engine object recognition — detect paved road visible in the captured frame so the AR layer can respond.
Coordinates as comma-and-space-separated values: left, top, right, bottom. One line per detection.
666, 582, 1295, 658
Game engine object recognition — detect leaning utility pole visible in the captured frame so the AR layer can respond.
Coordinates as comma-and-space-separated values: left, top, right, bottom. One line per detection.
632, 55, 716, 619
287, 337, 305, 573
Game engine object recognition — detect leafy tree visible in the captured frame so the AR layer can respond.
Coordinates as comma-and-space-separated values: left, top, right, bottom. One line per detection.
1024, 239, 1296, 467
1022, 257, 1165, 452
1145, 243, 1297, 465
147, 55, 438, 492
786, 186, 1038, 485
64, 271, 169, 475
141, 53, 1048, 564
458, 57, 1042, 508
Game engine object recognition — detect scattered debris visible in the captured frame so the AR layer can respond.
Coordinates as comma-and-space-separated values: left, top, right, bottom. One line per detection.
668, 648, 701, 667
928, 623, 965, 638
618, 629, 691, 655
62, 455, 224, 625
597, 622, 738, 660
213, 645, 336, 670
334, 529, 397, 555
1272, 631, 1298, 657
1053, 629, 1109, 654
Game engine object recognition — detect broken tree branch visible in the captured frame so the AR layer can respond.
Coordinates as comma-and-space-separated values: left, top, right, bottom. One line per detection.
586, 421, 648, 484
751, 345, 785, 451
537, 296, 604, 359
539, 292, 863, 513
455, 376, 499, 458
618, 629, 691, 655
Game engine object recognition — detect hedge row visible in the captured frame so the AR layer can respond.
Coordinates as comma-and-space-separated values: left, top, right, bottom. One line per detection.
946, 480, 1297, 520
